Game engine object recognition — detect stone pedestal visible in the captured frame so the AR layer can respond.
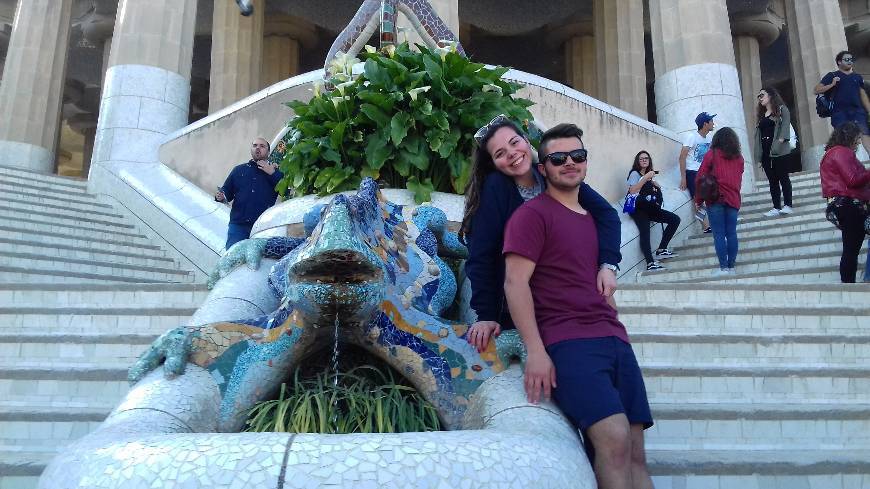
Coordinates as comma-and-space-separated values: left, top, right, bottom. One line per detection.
786, 0, 849, 170
594, 0, 647, 118
566, 36, 597, 97
0, 0, 73, 172
649, 0, 751, 188
209, 0, 264, 113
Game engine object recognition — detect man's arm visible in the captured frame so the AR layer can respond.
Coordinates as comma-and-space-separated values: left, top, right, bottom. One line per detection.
859, 87, 870, 114
220, 169, 238, 203
504, 253, 556, 405
814, 73, 838, 94
678, 146, 690, 190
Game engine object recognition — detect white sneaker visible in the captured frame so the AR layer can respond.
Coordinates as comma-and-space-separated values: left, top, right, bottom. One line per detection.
727, 267, 736, 274
780, 205, 793, 214
762, 208, 780, 217
712, 268, 730, 277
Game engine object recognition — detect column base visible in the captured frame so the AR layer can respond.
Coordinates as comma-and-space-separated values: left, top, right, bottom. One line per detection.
0, 140, 54, 173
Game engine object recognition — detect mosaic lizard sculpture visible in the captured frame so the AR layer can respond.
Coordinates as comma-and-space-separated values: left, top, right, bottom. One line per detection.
324, 0, 466, 76
130, 178, 525, 430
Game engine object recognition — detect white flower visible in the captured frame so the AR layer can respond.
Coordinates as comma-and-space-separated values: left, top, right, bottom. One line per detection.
364, 45, 377, 54
407, 86, 431, 101
327, 51, 360, 77
310, 81, 323, 97
335, 80, 355, 95
481, 84, 503, 95
434, 40, 457, 60
331, 96, 349, 108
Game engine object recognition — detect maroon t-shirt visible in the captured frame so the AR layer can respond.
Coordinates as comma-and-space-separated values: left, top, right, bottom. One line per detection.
503, 193, 629, 346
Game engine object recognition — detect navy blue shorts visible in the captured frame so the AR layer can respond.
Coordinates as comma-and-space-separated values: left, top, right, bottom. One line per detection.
685, 170, 698, 198
831, 109, 870, 135
547, 336, 653, 431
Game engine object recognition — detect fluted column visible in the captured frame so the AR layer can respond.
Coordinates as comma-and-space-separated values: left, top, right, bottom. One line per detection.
0, 0, 73, 172
733, 35, 762, 162
566, 35, 597, 97
649, 0, 751, 187
260, 15, 316, 88
593, 0, 647, 118
209, 0, 264, 113
786, 0, 848, 169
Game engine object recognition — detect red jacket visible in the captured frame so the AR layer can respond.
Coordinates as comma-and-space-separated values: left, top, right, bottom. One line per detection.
695, 149, 745, 209
820, 146, 870, 201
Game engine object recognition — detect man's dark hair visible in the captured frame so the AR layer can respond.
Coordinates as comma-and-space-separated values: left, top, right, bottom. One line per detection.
538, 123, 584, 163
836, 50, 853, 63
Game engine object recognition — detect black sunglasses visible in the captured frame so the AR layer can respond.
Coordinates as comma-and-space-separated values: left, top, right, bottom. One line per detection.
545, 148, 588, 165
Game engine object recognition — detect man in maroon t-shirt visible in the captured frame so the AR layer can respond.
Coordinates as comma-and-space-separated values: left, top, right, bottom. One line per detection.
503, 124, 653, 489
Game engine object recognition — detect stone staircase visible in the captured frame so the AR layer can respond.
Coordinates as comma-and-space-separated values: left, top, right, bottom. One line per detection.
0, 165, 208, 489
620, 168, 870, 488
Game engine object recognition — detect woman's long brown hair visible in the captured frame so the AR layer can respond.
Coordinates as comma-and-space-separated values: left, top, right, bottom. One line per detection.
756, 86, 785, 123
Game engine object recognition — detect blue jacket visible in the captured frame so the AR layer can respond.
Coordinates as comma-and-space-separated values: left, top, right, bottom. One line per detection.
465, 170, 621, 330
221, 160, 284, 225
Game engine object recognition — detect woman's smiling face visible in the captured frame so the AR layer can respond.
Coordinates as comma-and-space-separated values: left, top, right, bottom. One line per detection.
486, 126, 533, 178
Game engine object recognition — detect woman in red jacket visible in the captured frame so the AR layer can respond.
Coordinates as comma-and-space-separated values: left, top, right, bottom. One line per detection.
695, 127, 745, 276
820, 122, 870, 283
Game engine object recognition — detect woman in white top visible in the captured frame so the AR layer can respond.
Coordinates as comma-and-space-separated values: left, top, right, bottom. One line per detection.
626, 150, 681, 271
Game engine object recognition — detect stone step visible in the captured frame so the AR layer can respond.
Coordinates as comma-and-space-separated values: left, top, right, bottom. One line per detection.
0, 181, 110, 211
0, 196, 128, 224
0, 206, 138, 235
633, 332, 870, 366
747, 174, 820, 193
0, 165, 87, 192
661, 239, 855, 270
743, 180, 821, 202
647, 403, 870, 450
0, 304, 195, 334
0, 419, 102, 451
639, 254, 854, 283
647, 449, 870, 489
0, 215, 149, 243
684, 217, 831, 244
0, 282, 209, 307
0, 223, 162, 251
642, 364, 870, 403
0, 449, 52, 483
0, 333, 156, 364
0, 191, 119, 217
0, 176, 92, 203
621, 305, 868, 335
679, 221, 837, 250
0, 238, 178, 269
0, 267, 175, 284
739, 196, 824, 214
735, 201, 822, 222
0, 254, 196, 283
615, 283, 870, 307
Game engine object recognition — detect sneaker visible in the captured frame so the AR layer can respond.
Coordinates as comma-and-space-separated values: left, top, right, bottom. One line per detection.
654, 248, 678, 260
703, 226, 712, 234
763, 208, 781, 217
712, 268, 730, 277
726, 267, 736, 274
780, 205, 793, 214
646, 261, 666, 272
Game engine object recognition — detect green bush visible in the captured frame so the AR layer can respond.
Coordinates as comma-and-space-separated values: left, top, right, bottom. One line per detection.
245, 365, 442, 434
277, 42, 537, 203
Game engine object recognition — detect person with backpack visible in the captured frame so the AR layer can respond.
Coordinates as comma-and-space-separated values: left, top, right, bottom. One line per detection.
626, 151, 681, 272
814, 50, 870, 155
695, 128, 745, 277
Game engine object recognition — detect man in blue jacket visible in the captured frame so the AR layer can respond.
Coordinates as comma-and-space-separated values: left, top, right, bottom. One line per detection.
215, 137, 284, 249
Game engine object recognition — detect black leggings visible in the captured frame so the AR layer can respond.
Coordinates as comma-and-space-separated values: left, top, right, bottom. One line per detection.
834, 200, 867, 283
761, 153, 793, 209
631, 207, 681, 264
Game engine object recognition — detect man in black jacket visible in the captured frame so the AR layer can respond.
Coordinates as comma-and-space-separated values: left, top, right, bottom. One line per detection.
215, 137, 283, 249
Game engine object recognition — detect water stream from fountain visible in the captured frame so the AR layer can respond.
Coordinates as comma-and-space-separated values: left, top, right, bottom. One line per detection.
329, 314, 341, 432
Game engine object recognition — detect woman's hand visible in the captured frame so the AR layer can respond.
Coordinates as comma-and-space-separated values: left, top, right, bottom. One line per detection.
466, 321, 501, 352
524, 348, 557, 404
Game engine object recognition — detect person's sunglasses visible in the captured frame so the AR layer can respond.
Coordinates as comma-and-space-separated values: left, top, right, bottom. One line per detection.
843, 57, 854, 63
545, 149, 588, 165
473, 114, 510, 144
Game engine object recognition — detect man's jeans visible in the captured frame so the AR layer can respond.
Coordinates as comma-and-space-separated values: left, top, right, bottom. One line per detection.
226, 222, 254, 250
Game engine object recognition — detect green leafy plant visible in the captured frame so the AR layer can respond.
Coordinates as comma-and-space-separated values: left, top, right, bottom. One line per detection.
245, 365, 442, 434
277, 42, 537, 203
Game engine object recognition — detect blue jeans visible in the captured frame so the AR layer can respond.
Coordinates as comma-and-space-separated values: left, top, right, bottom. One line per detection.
707, 204, 739, 269
226, 222, 254, 249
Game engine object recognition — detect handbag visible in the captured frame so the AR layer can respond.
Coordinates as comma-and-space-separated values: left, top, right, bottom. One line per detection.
638, 180, 664, 211
696, 150, 721, 203
787, 123, 798, 151
623, 193, 638, 214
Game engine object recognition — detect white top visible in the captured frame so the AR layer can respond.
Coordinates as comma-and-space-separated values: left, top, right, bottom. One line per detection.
683, 131, 712, 172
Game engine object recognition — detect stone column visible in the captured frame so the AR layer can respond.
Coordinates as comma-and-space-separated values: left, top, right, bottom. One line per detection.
397, 0, 460, 47
260, 16, 316, 88
566, 35, 597, 97
649, 0, 751, 186
786, 0, 848, 169
593, 0, 647, 118
209, 0, 264, 113
0, 0, 73, 172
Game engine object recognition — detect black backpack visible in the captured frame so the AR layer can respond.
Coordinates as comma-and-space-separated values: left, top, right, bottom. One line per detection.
637, 180, 663, 211
816, 72, 838, 118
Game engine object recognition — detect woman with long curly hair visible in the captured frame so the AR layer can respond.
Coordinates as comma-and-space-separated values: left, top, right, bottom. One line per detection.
820, 122, 870, 283
626, 150, 681, 272
753, 87, 795, 217
695, 127, 745, 276
458, 116, 621, 351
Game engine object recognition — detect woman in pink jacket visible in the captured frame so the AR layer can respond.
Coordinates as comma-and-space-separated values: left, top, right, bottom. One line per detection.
820, 122, 870, 283
695, 127, 745, 276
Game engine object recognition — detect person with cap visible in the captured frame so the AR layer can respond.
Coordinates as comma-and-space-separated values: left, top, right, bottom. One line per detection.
815, 50, 870, 155
679, 112, 715, 233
